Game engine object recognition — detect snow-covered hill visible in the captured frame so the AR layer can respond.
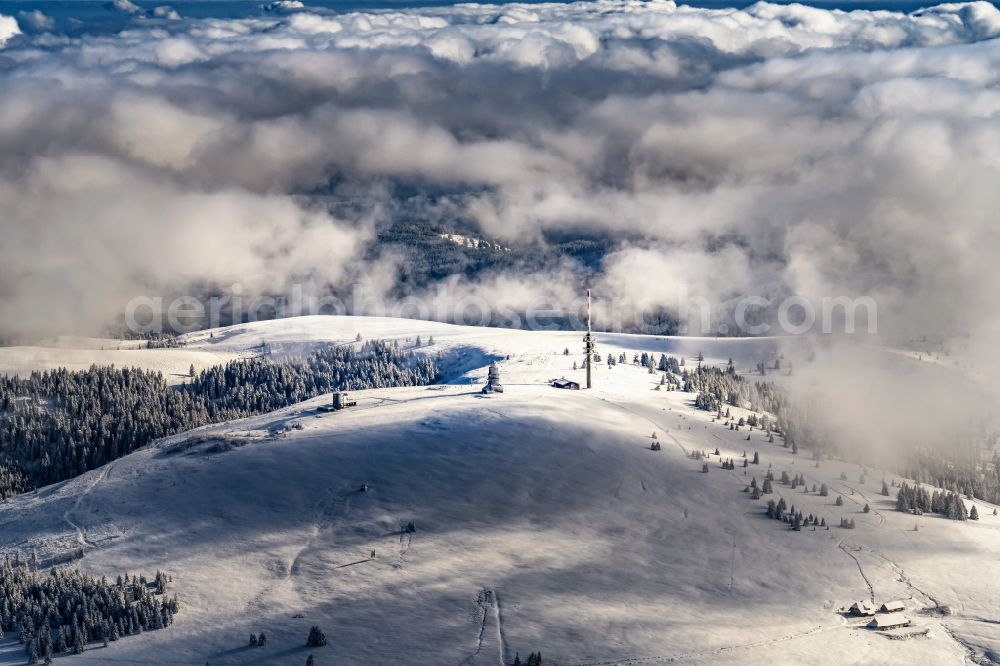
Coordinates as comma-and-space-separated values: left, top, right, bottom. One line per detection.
0, 341, 238, 386
0, 317, 996, 665
0, 315, 785, 386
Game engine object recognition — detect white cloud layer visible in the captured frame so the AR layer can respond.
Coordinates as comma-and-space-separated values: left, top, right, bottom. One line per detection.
0, 13, 19, 45
1, 0, 999, 355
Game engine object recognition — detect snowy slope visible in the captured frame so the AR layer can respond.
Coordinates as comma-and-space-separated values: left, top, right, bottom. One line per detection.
0, 345, 239, 386
0, 315, 785, 386
0, 317, 996, 665
176, 315, 788, 379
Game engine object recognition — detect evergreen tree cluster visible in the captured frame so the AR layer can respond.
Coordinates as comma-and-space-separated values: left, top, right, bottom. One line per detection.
0, 558, 177, 663
765, 499, 826, 529
143, 335, 182, 350
903, 453, 1000, 507
686, 365, 786, 416
780, 471, 808, 488
630, 352, 682, 375
895, 482, 968, 520
0, 341, 438, 498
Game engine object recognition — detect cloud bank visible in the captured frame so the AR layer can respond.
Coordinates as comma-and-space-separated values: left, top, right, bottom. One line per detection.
1, 0, 999, 355
0, 14, 19, 45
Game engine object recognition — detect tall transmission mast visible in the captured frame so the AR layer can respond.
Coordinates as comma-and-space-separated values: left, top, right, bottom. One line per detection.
583, 289, 596, 389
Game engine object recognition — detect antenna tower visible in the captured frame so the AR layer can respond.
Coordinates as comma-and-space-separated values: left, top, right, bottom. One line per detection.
583, 289, 596, 389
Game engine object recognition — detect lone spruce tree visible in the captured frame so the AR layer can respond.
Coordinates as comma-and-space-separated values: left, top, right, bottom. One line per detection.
306, 626, 327, 647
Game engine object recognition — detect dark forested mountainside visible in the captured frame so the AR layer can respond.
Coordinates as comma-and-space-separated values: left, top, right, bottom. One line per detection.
0, 341, 438, 499
372, 221, 617, 287
373, 222, 526, 287
1, 559, 177, 663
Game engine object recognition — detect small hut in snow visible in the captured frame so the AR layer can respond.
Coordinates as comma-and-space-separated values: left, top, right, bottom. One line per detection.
867, 615, 911, 630
551, 378, 580, 390
849, 601, 876, 616
879, 600, 905, 613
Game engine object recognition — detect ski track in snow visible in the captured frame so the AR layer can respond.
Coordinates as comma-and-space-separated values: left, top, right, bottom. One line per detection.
246, 485, 355, 613
396, 529, 413, 569
876, 550, 943, 610
464, 588, 504, 666
464, 592, 489, 666
495, 589, 508, 665
62, 461, 117, 551
838, 539, 876, 604
869, 549, 1000, 663
840, 482, 887, 526
666, 432, 688, 456
940, 625, 994, 665
597, 396, 688, 457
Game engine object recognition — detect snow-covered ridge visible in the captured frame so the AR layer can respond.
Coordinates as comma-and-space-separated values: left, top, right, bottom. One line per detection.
0, 315, 996, 664
0, 314, 787, 385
